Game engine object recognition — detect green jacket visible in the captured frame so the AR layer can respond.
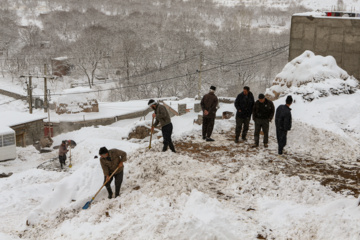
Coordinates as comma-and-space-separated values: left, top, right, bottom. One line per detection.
100, 149, 127, 176
153, 103, 171, 128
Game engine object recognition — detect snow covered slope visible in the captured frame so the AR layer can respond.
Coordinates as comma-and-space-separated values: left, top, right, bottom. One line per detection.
0, 96, 360, 239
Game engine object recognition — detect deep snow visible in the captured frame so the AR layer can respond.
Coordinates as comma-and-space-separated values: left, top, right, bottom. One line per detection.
1, 91, 360, 239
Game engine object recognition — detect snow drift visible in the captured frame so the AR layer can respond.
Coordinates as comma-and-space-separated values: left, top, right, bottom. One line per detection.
265, 50, 359, 101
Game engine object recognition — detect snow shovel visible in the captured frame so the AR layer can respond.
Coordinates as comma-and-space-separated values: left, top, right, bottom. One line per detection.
68, 145, 72, 168
148, 116, 155, 149
82, 166, 120, 210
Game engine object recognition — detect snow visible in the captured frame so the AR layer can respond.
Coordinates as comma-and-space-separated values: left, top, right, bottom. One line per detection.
266, 50, 358, 102
1, 89, 360, 239
0, 126, 14, 135
214, 0, 360, 12
0, 111, 46, 127
1, 39, 360, 240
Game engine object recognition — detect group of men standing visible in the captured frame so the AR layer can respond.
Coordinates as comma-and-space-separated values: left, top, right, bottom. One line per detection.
199, 85, 293, 155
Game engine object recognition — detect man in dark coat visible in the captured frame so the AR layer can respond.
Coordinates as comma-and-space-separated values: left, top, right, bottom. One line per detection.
252, 93, 275, 148
275, 95, 293, 155
58, 140, 68, 169
234, 86, 255, 143
149, 99, 176, 152
200, 85, 219, 141
99, 147, 127, 199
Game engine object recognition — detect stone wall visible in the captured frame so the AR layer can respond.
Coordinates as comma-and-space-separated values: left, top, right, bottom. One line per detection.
0, 89, 27, 100
49, 108, 152, 136
289, 16, 360, 80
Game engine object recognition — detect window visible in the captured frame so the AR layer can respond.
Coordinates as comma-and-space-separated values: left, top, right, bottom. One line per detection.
3, 134, 15, 146
0, 135, 2, 147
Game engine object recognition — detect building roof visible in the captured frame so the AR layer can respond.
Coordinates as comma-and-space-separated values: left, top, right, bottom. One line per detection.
0, 111, 46, 128
0, 125, 15, 135
294, 11, 360, 19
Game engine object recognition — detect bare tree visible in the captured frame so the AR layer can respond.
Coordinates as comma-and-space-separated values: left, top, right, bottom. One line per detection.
69, 26, 112, 88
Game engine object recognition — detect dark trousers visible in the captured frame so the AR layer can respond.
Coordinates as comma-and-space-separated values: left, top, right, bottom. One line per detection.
235, 117, 250, 140
254, 118, 270, 145
104, 171, 124, 197
162, 123, 175, 152
276, 128, 288, 154
59, 155, 66, 168
202, 117, 215, 138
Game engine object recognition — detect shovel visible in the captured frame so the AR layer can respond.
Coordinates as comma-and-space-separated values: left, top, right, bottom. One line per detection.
82, 166, 120, 210
148, 116, 155, 149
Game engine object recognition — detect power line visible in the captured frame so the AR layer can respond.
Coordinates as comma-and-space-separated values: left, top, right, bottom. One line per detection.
31, 44, 288, 97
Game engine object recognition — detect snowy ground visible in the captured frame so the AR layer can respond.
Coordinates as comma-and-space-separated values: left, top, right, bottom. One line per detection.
1, 91, 360, 239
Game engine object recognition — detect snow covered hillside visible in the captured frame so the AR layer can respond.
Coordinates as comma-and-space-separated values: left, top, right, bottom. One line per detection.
1, 91, 360, 239
1, 45, 360, 239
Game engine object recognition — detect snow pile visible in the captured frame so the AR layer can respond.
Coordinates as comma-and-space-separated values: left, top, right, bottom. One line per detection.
266, 50, 358, 101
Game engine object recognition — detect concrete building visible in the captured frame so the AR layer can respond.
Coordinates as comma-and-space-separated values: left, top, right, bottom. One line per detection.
289, 12, 360, 80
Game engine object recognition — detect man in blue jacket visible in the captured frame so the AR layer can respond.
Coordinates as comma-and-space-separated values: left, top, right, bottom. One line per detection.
234, 86, 255, 143
275, 95, 293, 155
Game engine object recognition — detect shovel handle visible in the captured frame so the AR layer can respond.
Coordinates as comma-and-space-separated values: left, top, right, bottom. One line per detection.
149, 116, 155, 149
92, 166, 121, 200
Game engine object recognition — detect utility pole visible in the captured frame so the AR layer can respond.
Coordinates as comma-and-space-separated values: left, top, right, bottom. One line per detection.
197, 52, 203, 99
47, 89, 51, 137
29, 76, 33, 114
44, 64, 48, 113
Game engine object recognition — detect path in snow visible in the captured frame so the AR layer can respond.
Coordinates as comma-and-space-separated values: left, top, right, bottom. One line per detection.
176, 123, 360, 198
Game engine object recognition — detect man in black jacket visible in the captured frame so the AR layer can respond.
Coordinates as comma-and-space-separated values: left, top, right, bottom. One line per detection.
252, 94, 275, 148
275, 95, 293, 155
234, 86, 255, 143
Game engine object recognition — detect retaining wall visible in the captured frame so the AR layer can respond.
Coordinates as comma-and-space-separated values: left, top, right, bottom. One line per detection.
48, 108, 152, 136
289, 16, 360, 80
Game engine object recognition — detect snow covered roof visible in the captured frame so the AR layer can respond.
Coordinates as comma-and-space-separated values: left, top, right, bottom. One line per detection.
0, 111, 47, 127
293, 11, 360, 19
0, 125, 15, 135
52, 56, 68, 61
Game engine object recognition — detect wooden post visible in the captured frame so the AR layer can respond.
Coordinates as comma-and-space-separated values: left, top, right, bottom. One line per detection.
197, 52, 203, 99
44, 64, 48, 113
29, 76, 33, 114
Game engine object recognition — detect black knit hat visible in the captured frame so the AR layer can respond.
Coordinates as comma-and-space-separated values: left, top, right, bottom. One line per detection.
210, 86, 216, 91
99, 147, 109, 155
148, 99, 156, 106
258, 94, 265, 99
286, 95, 293, 105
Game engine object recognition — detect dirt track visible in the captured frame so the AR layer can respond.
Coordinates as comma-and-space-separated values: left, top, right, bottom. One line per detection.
175, 128, 360, 198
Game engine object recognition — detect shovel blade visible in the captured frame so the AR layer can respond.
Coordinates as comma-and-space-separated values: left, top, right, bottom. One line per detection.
82, 200, 92, 210
69, 164, 72, 168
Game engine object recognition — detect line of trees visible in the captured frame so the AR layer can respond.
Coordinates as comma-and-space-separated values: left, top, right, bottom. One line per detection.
0, 0, 311, 100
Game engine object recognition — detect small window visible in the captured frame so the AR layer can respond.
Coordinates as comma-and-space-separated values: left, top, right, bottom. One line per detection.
3, 134, 15, 146
0, 135, 2, 147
